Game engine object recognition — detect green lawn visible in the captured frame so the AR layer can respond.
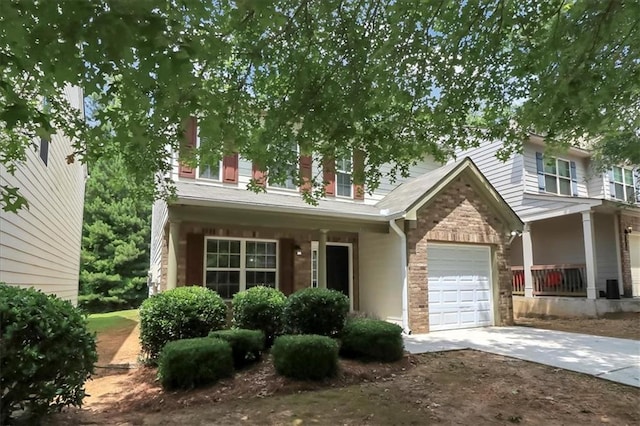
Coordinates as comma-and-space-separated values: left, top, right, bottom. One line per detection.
87, 309, 140, 333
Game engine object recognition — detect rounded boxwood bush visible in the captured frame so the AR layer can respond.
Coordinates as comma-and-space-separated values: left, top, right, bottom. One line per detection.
0, 284, 98, 424
283, 288, 349, 336
232, 286, 286, 346
157, 337, 233, 390
209, 329, 265, 368
340, 318, 404, 362
271, 334, 339, 380
139, 286, 227, 361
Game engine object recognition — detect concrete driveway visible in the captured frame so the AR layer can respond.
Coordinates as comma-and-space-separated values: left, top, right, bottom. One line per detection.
404, 327, 640, 388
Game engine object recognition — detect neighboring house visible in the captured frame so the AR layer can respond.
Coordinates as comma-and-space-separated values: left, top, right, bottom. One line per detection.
149, 119, 522, 334
0, 86, 86, 305
458, 134, 640, 317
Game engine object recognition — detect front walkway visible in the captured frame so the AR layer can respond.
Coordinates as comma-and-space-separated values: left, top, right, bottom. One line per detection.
404, 327, 640, 388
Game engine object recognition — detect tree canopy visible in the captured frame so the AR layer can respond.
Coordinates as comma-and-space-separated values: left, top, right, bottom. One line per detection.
1, 0, 638, 211
79, 155, 151, 312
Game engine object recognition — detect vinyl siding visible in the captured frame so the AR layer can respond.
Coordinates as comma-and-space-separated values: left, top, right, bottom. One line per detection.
585, 161, 606, 199
522, 142, 589, 197
0, 86, 86, 305
593, 213, 619, 291
358, 230, 403, 324
365, 157, 442, 204
530, 214, 585, 265
454, 140, 524, 211
149, 198, 168, 294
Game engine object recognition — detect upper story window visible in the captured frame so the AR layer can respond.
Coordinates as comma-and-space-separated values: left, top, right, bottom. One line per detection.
544, 157, 571, 196
269, 143, 298, 190
336, 156, 352, 197
536, 151, 577, 197
611, 166, 636, 203
198, 161, 221, 180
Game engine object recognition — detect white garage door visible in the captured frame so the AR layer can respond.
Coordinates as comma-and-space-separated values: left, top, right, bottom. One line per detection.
428, 243, 493, 331
631, 235, 640, 297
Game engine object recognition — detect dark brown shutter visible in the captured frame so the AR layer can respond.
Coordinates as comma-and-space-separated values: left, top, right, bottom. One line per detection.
185, 233, 204, 286
278, 238, 295, 296
323, 156, 335, 196
179, 116, 197, 178
300, 155, 312, 193
353, 149, 365, 200
222, 153, 239, 183
252, 162, 266, 187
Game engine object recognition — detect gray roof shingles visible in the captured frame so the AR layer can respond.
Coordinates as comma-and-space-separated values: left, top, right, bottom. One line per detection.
174, 159, 469, 220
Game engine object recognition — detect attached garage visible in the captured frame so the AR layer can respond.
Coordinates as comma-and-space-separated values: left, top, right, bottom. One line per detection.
427, 243, 493, 331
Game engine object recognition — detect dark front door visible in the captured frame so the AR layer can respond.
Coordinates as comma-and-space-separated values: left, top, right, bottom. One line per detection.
326, 245, 350, 297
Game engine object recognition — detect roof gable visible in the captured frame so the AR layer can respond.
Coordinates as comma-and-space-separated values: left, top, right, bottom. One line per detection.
377, 157, 522, 230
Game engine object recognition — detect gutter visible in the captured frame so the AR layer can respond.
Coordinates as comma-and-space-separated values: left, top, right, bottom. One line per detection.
389, 218, 410, 334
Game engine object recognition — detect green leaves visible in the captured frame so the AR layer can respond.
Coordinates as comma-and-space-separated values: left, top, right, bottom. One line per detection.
1, 0, 638, 210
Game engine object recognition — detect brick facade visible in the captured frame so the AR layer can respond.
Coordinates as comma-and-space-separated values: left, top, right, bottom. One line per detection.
405, 176, 514, 333
619, 214, 640, 297
160, 221, 359, 308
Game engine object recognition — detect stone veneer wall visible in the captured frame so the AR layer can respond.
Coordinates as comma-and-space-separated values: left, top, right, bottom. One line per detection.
405, 177, 514, 333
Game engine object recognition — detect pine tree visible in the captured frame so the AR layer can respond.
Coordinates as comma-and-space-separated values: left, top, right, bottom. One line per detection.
79, 156, 152, 312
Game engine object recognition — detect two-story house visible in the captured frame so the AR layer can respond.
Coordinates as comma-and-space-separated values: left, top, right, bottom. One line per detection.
459, 134, 640, 317
0, 86, 87, 305
149, 118, 522, 334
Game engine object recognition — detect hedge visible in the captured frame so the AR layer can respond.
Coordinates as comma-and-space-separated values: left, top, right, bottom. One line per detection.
232, 286, 286, 346
208, 329, 265, 368
157, 337, 234, 390
340, 318, 404, 362
139, 286, 227, 361
283, 288, 349, 337
271, 334, 339, 380
0, 284, 97, 423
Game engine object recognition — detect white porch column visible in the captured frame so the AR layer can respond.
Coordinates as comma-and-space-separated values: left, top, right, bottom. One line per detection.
167, 220, 181, 291
318, 229, 328, 289
522, 223, 534, 298
582, 211, 598, 299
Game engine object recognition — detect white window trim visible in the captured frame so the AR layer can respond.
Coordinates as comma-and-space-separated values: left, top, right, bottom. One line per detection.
543, 156, 572, 196
267, 144, 300, 191
611, 166, 637, 203
195, 127, 222, 181
310, 241, 354, 311
203, 237, 279, 299
335, 156, 353, 199
196, 161, 222, 181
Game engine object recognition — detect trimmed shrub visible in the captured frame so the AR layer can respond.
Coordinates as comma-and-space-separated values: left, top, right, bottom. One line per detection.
232, 286, 286, 346
139, 287, 227, 361
157, 337, 233, 390
271, 335, 339, 380
283, 288, 349, 336
0, 284, 98, 424
209, 329, 265, 368
340, 318, 404, 362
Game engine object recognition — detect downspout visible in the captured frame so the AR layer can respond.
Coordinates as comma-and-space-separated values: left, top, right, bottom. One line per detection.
389, 219, 410, 334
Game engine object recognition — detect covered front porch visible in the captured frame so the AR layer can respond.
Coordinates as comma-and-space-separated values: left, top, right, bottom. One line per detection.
161, 200, 394, 311
510, 210, 623, 301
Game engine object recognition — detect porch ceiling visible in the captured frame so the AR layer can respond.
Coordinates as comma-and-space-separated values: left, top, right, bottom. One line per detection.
168, 204, 390, 233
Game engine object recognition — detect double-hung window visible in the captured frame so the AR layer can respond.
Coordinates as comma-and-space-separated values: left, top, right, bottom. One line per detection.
269, 142, 298, 190
611, 166, 636, 203
336, 156, 352, 197
199, 161, 221, 180
204, 238, 277, 299
544, 157, 571, 196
